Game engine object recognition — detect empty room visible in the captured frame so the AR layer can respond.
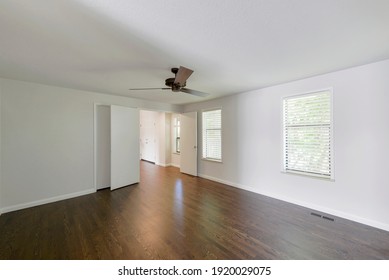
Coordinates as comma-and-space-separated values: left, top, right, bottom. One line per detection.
1, 0, 389, 262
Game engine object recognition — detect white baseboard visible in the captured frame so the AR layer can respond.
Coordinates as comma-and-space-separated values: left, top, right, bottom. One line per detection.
198, 173, 389, 232
258, 191, 389, 232
0, 188, 96, 214
156, 162, 180, 168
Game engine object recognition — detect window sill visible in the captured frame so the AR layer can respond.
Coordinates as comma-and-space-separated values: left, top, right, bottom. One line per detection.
281, 170, 334, 181
202, 158, 222, 163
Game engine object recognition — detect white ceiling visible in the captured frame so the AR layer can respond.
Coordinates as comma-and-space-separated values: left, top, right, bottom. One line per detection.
1, 0, 389, 105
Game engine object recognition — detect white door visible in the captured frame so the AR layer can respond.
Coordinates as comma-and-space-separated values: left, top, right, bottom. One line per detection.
180, 111, 197, 176
96, 105, 111, 190
110, 105, 140, 191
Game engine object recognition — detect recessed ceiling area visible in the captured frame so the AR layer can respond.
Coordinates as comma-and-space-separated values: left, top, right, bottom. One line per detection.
1, 0, 389, 104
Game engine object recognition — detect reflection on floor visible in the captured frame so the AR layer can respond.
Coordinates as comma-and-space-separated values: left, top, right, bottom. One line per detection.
1, 161, 389, 259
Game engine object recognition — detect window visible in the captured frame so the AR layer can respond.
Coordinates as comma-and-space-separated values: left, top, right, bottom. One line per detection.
173, 117, 180, 153
202, 109, 222, 161
283, 90, 333, 179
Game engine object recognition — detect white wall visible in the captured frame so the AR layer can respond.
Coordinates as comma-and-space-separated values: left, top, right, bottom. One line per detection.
171, 154, 180, 168
184, 59, 389, 231
0, 78, 181, 213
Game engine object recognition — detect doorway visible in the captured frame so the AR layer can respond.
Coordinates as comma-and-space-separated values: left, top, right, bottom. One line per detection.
139, 110, 157, 163
94, 104, 140, 191
94, 107, 198, 192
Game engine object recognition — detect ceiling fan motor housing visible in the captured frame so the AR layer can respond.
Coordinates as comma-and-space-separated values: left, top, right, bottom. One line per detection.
165, 77, 185, 92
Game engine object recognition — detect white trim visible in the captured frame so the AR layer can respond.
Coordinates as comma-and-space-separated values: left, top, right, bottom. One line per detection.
281, 87, 334, 100
280, 88, 334, 173
198, 173, 389, 232
0, 188, 95, 214
201, 107, 222, 161
330, 87, 336, 180
93, 103, 98, 191
261, 192, 389, 232
94, 102, 113, 191
201, 107, 223, 113
0, 80, 2, 216
281, 170, 335, 182
201, 158, 223, 163
198, 173, 257, 193
156, 162, 168, 167
172, 115, 181, 154
155, 162, 180, 168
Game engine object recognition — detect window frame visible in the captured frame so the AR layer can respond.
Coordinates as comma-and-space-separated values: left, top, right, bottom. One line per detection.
202, 108, 223, 162
173, 116, 181, 154
281, 88, 334, 180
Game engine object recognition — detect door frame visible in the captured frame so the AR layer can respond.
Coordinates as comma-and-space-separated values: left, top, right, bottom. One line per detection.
94, 103, 108, 191
94, 104, 111, 190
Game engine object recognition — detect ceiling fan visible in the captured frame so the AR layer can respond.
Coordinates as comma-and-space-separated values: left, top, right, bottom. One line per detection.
129, 66, 210, 97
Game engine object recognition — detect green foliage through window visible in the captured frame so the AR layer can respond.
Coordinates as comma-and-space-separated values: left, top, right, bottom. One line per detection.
283, 90, 332, 179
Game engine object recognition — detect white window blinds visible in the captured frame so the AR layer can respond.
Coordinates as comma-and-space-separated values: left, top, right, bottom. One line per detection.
283, 90, 333, 179
202, 109, 222, 161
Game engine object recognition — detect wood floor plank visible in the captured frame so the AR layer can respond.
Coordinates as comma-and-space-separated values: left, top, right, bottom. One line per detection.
1, 161, 389, 259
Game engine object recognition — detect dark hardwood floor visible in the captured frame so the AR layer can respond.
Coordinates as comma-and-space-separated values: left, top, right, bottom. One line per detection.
1, 161, 389, 259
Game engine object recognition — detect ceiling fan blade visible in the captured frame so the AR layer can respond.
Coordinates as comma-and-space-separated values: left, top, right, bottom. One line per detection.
129, 87, 170, 90
174, 66, 193, 86
180, 88, 210, 97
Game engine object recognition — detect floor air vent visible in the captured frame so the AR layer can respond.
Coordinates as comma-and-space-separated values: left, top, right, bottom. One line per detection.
311, 212, 335, 222
310, 212, 322, 218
